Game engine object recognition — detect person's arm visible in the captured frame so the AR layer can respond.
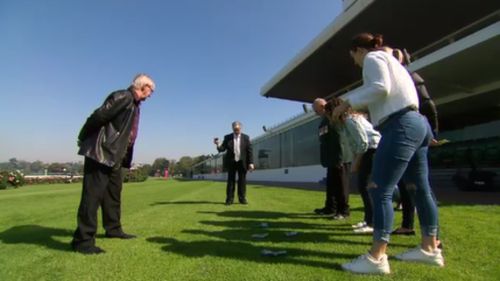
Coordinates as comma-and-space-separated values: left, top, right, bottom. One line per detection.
246, 136, 254, 171
78, 92, 131, 143
419, 96, 439, 135
410, 70, 439, 137
121, 146, 134, 169
331, 54, 392, 121
344, 53, 392, 109
216, 136, 228, 153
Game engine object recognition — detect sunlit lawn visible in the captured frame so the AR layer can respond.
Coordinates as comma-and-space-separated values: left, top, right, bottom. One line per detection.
0, 179, 499, 281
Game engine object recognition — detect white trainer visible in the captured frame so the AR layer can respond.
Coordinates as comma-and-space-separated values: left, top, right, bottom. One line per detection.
395, 247, 444, 267
342, 253, 390, 274
351, 221, 367, 228
353, 226, 374, 234
332, 214, 347, 220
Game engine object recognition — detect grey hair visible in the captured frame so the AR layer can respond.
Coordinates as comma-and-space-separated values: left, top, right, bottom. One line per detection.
132, 73, 155, 91
232, 121, 242, 128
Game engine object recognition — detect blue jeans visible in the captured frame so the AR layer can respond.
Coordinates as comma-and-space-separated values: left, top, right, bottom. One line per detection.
370, 110, 439, 242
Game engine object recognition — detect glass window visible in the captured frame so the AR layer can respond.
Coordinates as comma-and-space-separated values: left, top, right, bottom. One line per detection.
253, 135, 280, 169
279, 118, 321, 167
292, 118, 321, 166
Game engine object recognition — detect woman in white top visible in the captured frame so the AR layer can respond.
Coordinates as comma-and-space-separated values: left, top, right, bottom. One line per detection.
332, 33, 443, 274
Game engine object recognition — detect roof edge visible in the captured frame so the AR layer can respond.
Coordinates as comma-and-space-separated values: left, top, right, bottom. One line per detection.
259, 0, 375, 97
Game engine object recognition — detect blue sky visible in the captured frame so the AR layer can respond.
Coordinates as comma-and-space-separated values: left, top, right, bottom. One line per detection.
0, 0, 341, 164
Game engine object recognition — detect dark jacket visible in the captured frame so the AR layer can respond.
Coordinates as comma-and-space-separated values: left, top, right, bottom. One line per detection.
217, 133, 253, 170
318, 117, 343, 168
77, 88, 138, 168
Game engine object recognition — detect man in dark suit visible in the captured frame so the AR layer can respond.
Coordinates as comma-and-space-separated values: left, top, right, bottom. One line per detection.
312, 98, 350, 219
214, 121, 254, 205
71, 74, 155, 255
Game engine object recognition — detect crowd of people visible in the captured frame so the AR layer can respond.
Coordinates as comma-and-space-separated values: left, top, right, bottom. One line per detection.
69, 32, 444, 275
313, 32, 444, 274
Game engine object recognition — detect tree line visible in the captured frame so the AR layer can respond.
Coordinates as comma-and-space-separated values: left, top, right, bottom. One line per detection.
0, 155, 211, 178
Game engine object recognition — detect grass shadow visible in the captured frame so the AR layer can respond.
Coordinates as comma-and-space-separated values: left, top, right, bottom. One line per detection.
151, 200, 225, 206
183, 229, 333, 243
199, 219, 334, 230
197, 218, 415, 248
198, 210, 335, 220
147, 236, 357, 271
182, 228, 414, 248
0, 225, 72, 252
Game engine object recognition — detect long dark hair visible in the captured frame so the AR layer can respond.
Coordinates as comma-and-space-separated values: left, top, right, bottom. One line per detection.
350, 33, 384, 51
326, 97, 349, 123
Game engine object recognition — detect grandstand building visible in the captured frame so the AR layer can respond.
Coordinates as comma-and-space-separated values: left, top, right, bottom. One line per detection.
193, 0, 500, 194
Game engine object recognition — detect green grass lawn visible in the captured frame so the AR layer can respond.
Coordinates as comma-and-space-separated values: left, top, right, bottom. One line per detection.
0, 179, 499, 281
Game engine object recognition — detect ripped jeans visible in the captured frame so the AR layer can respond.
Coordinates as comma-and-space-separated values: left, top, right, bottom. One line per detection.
370, 110, 438, 243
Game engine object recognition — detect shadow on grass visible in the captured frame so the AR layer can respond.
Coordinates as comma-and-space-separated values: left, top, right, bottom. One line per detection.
147, 236, 357, 270
199, 219, 333, 230
183, 228, 380, 243
197, 214, 416, 248
171, 178, 201, 182
151, 200, 225, 206
249, 184, 323, 192
198, 210, 337, 220
183, 227, 414, 248
0, 225, 72, 252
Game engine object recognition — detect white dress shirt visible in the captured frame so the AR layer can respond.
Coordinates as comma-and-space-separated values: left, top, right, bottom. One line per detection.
233, 134, 241, 161
342, 50, 419, 127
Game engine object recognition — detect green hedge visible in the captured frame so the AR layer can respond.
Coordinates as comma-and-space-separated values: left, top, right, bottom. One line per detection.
0, 170, 25, 189
23, 176, 83, 185
124, 168, 148, 183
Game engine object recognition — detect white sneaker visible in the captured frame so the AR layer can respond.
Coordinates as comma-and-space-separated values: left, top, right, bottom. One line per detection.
351, 221, 367, 228
353, 226, 373, 234
395, 247, 444, 267
332, 214, 347, 220
342, 253, 390, 274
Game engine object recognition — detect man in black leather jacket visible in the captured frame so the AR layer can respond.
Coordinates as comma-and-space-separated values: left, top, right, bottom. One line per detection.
71, 74, 155, 254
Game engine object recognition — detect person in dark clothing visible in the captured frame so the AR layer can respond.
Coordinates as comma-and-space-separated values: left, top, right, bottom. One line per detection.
312, 98, 350, 219
336, 34, 442, 274
71, 74, 155, 255
388, 48, 440, 238
214, 121, 254, 205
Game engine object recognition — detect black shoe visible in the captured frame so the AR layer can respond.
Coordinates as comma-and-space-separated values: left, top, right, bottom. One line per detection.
391, 228, 416, 236
105, 232, 137, 239
225, 200, 233, 206
73, 245, 106, 255
239, 199, 248, 205
314, 208, 334, 215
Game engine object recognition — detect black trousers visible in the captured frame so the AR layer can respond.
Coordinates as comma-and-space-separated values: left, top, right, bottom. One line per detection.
325, 164, 350, 216
72, 157, 124, 248
226, 160, 247, 202
398, 181, 416, 229
398, 180, 441, 238
358, 149, 376, 226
